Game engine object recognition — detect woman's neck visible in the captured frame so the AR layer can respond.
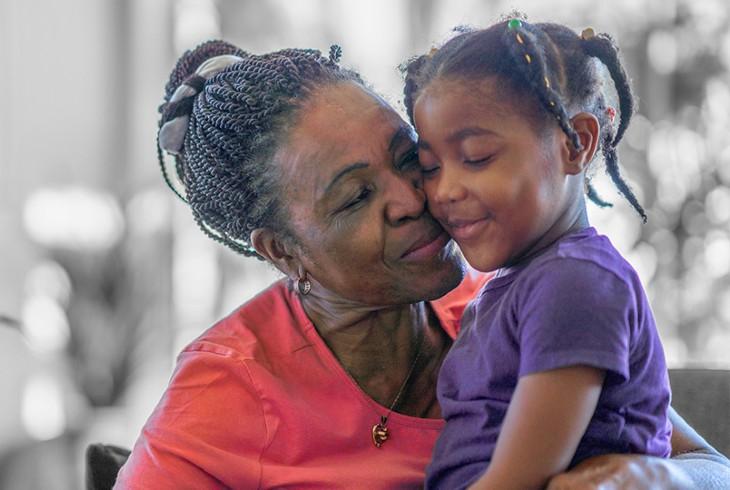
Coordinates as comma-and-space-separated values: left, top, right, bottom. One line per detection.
299, 287, 448, 416
301, 291, 427, 371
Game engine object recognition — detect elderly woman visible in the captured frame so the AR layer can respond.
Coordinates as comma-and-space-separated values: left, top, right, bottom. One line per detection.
115, 40, 730, 489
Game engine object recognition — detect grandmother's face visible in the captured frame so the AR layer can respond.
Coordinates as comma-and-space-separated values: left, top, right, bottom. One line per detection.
276, 81, 464, 304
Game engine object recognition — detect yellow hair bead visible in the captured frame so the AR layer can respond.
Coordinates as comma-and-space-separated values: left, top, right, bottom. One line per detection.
544, 76, 550, 88
581, 27, 595, 40
516, 33, 524, 44
525, 53, 532, 63
549, 101, 556, 106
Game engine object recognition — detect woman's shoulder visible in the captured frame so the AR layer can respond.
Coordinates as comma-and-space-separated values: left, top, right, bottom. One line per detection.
182, 278, 310, 363
431, 269, 493, 337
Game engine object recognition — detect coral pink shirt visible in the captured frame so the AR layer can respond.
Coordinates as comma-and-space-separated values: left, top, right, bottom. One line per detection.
115, 274, 485, 489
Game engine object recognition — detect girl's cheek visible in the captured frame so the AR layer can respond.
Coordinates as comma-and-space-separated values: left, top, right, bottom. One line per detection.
422, 181, 438, 206
424, 186, 447, 221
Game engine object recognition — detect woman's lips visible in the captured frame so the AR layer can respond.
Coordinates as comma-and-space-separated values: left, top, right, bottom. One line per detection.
401, 231, 450, 261
446, 217, 490, 241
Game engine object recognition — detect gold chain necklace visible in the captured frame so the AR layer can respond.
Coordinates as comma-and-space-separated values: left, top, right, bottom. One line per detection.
371, 327, 426, 448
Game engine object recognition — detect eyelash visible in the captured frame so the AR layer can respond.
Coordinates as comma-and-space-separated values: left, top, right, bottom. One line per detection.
464, 155, 494, 166
341, 186, 372, 212
397, 149, 420, 172
421, 165, 439, 178
420, 154, 494, 179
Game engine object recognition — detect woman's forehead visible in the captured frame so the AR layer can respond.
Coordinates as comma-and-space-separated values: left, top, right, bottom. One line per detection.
286, 84, 409, 164
303, 82, 404, 135
274, 84, 414, 204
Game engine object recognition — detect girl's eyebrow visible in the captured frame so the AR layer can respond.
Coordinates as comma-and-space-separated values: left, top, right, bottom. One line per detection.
446, 126, 498, 144
418, 127, 499, 151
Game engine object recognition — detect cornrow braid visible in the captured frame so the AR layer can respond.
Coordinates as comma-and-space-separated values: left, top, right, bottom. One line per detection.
329, 44, 343, 64
158, 40, 363, 257
582, 34, 634, 145
501, 23, 583, 152
586, 181, 613, 208
402, 18, 647, 220
402, 53, 429, 123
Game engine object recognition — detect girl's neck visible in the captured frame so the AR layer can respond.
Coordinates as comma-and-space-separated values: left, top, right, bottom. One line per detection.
505, 199, 589, 270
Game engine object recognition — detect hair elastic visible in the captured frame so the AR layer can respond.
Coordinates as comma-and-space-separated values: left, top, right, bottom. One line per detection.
606, 106, 617, 123
158, 54, 244, 157
157, 54, 244, 201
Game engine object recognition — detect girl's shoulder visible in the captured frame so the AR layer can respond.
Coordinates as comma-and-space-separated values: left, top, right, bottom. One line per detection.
514, 230, 646, 306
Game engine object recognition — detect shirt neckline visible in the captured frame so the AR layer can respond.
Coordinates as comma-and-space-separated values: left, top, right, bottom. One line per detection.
484, 226, 597, 291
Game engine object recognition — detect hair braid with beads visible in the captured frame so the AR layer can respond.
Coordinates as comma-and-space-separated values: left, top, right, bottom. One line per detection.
158, 40, 363, 257
402, 19, 647, 221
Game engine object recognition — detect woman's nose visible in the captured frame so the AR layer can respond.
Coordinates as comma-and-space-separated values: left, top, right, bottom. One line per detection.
384, 171, 426, 224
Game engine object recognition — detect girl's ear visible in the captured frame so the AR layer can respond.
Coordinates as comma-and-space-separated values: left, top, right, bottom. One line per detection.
250, 228, 302, 279
562, 112, 600, 175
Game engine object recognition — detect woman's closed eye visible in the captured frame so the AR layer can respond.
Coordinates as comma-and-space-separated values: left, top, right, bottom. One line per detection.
396, 148, 420, 172
339, 186, 373, 212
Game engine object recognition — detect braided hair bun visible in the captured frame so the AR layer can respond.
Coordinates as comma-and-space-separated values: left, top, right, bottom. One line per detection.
157, 40, 362, 257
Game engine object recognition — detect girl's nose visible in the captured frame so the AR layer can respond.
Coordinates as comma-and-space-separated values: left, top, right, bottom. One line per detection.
431, 167, 467, 205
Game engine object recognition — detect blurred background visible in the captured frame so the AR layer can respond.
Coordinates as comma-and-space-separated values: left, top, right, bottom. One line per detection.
0, 0, 728, 487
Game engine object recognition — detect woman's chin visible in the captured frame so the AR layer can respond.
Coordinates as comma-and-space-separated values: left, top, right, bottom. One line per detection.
416, 245, 466, 300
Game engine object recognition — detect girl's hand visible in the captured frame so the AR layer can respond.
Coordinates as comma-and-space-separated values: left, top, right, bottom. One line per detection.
546, 454, 694, 490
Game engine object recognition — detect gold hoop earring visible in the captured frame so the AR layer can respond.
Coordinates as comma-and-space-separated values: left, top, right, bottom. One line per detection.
296, 277, 311, 296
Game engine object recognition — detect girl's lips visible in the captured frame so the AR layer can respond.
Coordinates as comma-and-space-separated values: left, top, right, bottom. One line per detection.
446, 218, 490, 241
401, 231, 451, 261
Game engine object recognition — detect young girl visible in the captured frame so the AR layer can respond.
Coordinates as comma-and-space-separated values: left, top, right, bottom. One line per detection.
403, 18, 672, 490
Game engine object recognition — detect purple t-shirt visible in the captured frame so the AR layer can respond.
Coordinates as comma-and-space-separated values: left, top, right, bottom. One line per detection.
426, 227, 672, 489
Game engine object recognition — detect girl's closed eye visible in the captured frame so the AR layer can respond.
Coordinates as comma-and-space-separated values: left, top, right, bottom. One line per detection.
464, 153, 495, 167
420, 164, 440, 178
417, 149, 439, 178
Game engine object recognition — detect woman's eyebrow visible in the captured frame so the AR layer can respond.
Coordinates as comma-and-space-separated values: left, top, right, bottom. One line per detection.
322, 161, 369, 196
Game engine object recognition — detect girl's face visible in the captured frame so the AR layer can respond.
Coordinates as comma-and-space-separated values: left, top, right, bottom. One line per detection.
414, 77, 580, 272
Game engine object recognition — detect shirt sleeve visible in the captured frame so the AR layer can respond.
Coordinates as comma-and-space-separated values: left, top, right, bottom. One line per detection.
516, 258, 635, 381
114, 347, 267, 489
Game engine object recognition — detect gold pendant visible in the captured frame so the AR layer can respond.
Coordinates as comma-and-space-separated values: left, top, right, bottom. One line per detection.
372, 416, 389, 448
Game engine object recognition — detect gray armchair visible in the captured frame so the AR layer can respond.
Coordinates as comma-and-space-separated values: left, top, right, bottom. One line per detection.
669, 368, 730, 456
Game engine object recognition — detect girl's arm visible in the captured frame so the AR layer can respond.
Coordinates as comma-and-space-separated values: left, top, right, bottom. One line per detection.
469, 365, 605, 490
546, 407, 730, 489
